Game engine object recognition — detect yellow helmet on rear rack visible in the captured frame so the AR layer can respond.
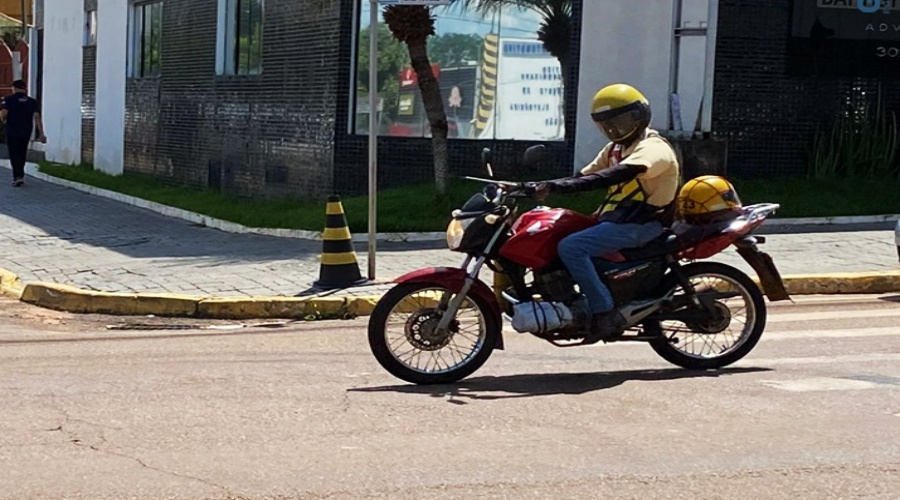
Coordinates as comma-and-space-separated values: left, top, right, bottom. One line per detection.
677, 176, 742, 224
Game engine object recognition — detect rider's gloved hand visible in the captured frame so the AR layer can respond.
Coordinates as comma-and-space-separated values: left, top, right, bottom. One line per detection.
532, 182, 551, 201
515, 182, 543, 199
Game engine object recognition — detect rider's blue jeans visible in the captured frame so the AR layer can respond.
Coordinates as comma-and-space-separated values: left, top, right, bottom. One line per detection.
558, 221, 664, 314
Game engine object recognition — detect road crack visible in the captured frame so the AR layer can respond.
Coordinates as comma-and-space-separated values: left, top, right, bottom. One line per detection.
47, 405, 244, 498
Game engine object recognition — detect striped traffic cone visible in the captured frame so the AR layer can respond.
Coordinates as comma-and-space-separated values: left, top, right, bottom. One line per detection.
298, 196, 369, 296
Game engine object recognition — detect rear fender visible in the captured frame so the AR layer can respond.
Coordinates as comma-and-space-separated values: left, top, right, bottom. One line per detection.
733, 237, 792, 302
395, 267, 505, 350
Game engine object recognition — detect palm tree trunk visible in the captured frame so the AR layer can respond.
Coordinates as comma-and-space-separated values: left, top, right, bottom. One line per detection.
406, 40, 449, 194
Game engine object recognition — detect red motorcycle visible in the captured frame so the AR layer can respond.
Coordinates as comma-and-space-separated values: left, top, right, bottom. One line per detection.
367, 146, 791, 385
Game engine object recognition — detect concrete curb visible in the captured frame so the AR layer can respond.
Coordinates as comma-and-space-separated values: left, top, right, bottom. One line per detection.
780, 271, 900, 296
2, 266, 899, 319
0, 268, 24, 299
5, 161, 898, 244
16, 278, 382, 320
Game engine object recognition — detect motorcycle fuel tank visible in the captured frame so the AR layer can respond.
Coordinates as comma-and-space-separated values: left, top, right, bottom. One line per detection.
499, 207, 597, 270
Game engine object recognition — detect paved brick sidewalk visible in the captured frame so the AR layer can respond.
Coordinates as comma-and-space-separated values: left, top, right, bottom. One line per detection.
0, 176, 896, 298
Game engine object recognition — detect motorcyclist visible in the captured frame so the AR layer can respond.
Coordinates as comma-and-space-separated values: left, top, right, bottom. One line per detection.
533, 83, 681, 343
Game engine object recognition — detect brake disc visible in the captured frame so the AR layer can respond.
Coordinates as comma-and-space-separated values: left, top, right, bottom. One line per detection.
404, 310, 458, 351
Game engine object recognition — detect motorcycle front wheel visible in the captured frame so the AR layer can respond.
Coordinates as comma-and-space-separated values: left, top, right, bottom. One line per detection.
646, 262, 767, 370
367, 282, 500, 385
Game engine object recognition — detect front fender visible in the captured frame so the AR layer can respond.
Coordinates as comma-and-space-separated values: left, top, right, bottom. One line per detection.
395, 267, 505, 350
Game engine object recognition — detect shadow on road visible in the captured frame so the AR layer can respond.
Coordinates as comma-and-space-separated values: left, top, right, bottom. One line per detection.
350, 367, 771, 403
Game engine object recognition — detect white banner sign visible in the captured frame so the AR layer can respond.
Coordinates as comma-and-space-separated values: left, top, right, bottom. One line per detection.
489, 38, 565, 141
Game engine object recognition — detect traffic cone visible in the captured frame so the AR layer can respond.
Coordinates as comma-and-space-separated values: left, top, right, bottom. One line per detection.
298, 196, 369, 296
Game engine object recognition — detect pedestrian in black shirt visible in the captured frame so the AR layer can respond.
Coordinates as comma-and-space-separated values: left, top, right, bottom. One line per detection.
1, 80, 46, 187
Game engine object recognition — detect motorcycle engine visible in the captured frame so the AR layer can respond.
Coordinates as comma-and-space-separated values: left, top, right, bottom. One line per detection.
528, 269, 591, 336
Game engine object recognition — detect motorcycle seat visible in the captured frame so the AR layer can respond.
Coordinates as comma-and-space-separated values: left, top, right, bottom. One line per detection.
615, 219, 736, 262
617, 232, 681, 261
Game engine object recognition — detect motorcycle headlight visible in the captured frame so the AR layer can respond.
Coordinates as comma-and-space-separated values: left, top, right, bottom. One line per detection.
446, 218, 473, 251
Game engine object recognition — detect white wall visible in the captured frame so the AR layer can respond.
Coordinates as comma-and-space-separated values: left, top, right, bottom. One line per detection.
42, 0, 83, 165
573, 0, 715, 171
94, 0, 128, 175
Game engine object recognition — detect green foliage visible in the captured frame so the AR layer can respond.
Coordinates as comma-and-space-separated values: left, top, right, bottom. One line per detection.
428, 33, 484, 66
808, 88, 900, 179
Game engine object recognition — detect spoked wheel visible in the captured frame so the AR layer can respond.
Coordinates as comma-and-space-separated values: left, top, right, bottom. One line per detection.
367, 282, 500, 385
647, 262, 767, 370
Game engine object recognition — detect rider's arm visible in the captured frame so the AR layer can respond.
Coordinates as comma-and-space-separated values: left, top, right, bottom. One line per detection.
547, 163, 647, 194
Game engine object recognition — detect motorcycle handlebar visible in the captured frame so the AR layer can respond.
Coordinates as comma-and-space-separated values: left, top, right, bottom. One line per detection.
510, 182, 538, 198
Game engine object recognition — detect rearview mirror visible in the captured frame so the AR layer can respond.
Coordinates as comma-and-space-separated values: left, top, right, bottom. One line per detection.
522, 145, 546, 167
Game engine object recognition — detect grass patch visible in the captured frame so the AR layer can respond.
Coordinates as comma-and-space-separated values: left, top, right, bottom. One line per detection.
38, 162, 900, 233
733, 177, 900, 218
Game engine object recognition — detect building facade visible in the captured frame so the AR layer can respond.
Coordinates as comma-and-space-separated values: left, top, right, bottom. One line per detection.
36, 0, 900, 200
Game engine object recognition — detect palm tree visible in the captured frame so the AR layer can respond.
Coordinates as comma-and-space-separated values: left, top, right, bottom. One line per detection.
452, 0, 572, 85
383, 5, 449, 194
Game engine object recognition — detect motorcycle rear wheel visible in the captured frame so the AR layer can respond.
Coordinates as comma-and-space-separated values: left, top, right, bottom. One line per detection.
647, 262, 767, 370
367, 282, 500, 385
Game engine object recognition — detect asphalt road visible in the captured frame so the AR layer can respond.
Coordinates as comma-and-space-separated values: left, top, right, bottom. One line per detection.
1, 294, 899, 500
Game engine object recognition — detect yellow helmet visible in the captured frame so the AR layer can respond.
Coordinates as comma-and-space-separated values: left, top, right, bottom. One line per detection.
590, 84, 651, 145
677, 176, 743, 224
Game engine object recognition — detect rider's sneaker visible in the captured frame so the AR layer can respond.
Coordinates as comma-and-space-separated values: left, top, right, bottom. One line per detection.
584, 310, 626, 344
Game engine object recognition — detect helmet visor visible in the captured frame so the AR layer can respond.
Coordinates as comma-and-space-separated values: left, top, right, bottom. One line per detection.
593, 112, 641, 143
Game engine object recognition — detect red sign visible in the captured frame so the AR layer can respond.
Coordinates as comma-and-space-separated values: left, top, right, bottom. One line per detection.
399, 64, 441, 89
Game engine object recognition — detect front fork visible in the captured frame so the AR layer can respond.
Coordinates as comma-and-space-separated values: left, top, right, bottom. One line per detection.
434, 254, 492, 335
434, 224, 509, 335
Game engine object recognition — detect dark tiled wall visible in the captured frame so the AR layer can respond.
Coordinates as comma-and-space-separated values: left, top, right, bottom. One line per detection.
712, 0, 900, 177
81, 46, 95, 165
124, 0, 342, 198
125, 78, 163, 176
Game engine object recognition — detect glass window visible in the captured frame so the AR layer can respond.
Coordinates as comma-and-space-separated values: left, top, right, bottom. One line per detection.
353, 2, 566, 141
218, 0, 264, 76
84, 9, 97, 47
130, 2, 162, 78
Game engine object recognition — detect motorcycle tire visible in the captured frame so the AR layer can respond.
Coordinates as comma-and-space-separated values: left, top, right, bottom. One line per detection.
367, 282, 500, 385
646, 262, 767, 370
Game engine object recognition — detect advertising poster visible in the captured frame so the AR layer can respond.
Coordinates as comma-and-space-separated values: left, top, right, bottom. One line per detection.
789, 0, 900, 77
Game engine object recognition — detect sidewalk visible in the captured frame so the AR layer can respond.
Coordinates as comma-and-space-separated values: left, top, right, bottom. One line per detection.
0, 174, 898, 317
